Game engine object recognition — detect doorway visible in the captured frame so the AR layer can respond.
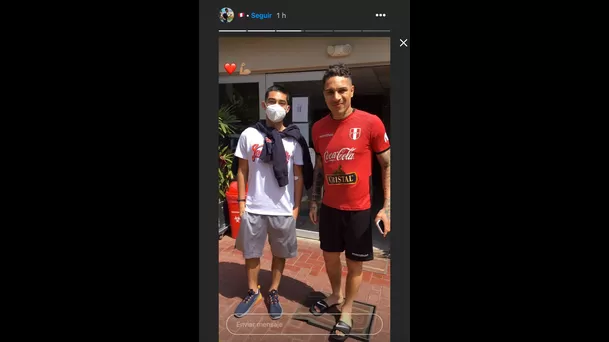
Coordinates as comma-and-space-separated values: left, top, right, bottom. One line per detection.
265, 71, 326, 240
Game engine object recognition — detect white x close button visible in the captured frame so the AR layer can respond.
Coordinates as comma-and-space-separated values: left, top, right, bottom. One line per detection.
400, 38, 408, 47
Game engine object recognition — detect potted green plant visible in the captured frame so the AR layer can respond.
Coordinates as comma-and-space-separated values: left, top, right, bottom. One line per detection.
218, 104, 239, 237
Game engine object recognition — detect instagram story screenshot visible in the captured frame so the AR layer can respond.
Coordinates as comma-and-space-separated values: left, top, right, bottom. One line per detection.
30, 1, 608, 341
206, 2, 409, 341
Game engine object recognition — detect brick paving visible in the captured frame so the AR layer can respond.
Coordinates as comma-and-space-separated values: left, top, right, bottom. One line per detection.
219, 235, 391, 342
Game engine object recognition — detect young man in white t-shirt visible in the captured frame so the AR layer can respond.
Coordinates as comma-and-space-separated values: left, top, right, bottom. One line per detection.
233, 85, 304, 320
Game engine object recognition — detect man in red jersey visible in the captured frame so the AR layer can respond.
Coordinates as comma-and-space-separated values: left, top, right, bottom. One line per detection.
308, 63, 391, 340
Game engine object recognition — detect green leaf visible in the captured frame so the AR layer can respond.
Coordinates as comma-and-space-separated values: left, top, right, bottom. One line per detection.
217, 103, 242, 200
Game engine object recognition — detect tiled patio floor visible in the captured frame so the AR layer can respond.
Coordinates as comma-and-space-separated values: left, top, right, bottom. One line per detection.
219, 234, 391, 341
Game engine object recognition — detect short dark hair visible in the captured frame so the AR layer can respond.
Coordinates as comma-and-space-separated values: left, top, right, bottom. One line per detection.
265, 84, 290, 103
322, 63, 352, 86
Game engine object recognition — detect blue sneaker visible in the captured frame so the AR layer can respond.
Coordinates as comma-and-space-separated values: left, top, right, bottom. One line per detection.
234, 286, 262, 318
268, 289, 283, 320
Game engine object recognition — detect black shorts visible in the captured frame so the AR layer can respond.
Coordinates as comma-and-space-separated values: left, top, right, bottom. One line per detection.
319, 204, 374, 262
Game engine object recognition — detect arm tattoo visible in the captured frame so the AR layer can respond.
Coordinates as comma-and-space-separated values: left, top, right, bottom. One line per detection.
382, 165, 390, 219
384, 198, 390, 220
379, 151, 390, 218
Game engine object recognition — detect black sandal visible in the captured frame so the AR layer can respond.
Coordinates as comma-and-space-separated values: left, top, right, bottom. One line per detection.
330, 319, 352, 341
309, 299, 342, 316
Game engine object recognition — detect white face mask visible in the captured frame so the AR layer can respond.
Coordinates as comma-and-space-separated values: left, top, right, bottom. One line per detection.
265, 104, 287, 123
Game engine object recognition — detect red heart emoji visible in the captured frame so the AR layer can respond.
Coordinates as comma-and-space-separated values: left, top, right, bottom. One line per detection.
224, 63, 237, 75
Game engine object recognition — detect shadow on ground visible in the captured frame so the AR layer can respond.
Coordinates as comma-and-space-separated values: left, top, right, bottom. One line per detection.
219, 261, 316, 307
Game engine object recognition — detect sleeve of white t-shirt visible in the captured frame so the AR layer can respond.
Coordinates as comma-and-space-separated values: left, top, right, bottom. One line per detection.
293, 141, 304, 166
234, 129, 248, 159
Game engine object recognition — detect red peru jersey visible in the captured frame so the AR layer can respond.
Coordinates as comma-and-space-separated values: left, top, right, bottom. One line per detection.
312, 109, 390, 211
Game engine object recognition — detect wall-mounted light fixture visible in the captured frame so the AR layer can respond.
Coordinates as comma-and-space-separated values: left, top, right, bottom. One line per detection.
327, 44, 352, 57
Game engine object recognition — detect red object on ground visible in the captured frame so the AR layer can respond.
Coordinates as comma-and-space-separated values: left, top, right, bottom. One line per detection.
226, 181, 247, 239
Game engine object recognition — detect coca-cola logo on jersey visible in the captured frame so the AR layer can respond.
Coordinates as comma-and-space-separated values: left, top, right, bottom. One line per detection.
324, 148, 356, 163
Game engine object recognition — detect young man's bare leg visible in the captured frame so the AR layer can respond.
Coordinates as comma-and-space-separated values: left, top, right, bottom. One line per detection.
234, 257, 263, 318
246, 258, 260, 291
269, 256, 285, 291
267, 214, 298, 320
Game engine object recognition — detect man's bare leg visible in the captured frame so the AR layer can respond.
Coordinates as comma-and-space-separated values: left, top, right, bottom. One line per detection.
336, 258, 363, 336
269, 256, 285, 291
246, 258, 260, 291
313, 251, 344, 313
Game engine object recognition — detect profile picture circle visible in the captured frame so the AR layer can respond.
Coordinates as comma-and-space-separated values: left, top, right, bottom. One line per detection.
219, 7, 234, 23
